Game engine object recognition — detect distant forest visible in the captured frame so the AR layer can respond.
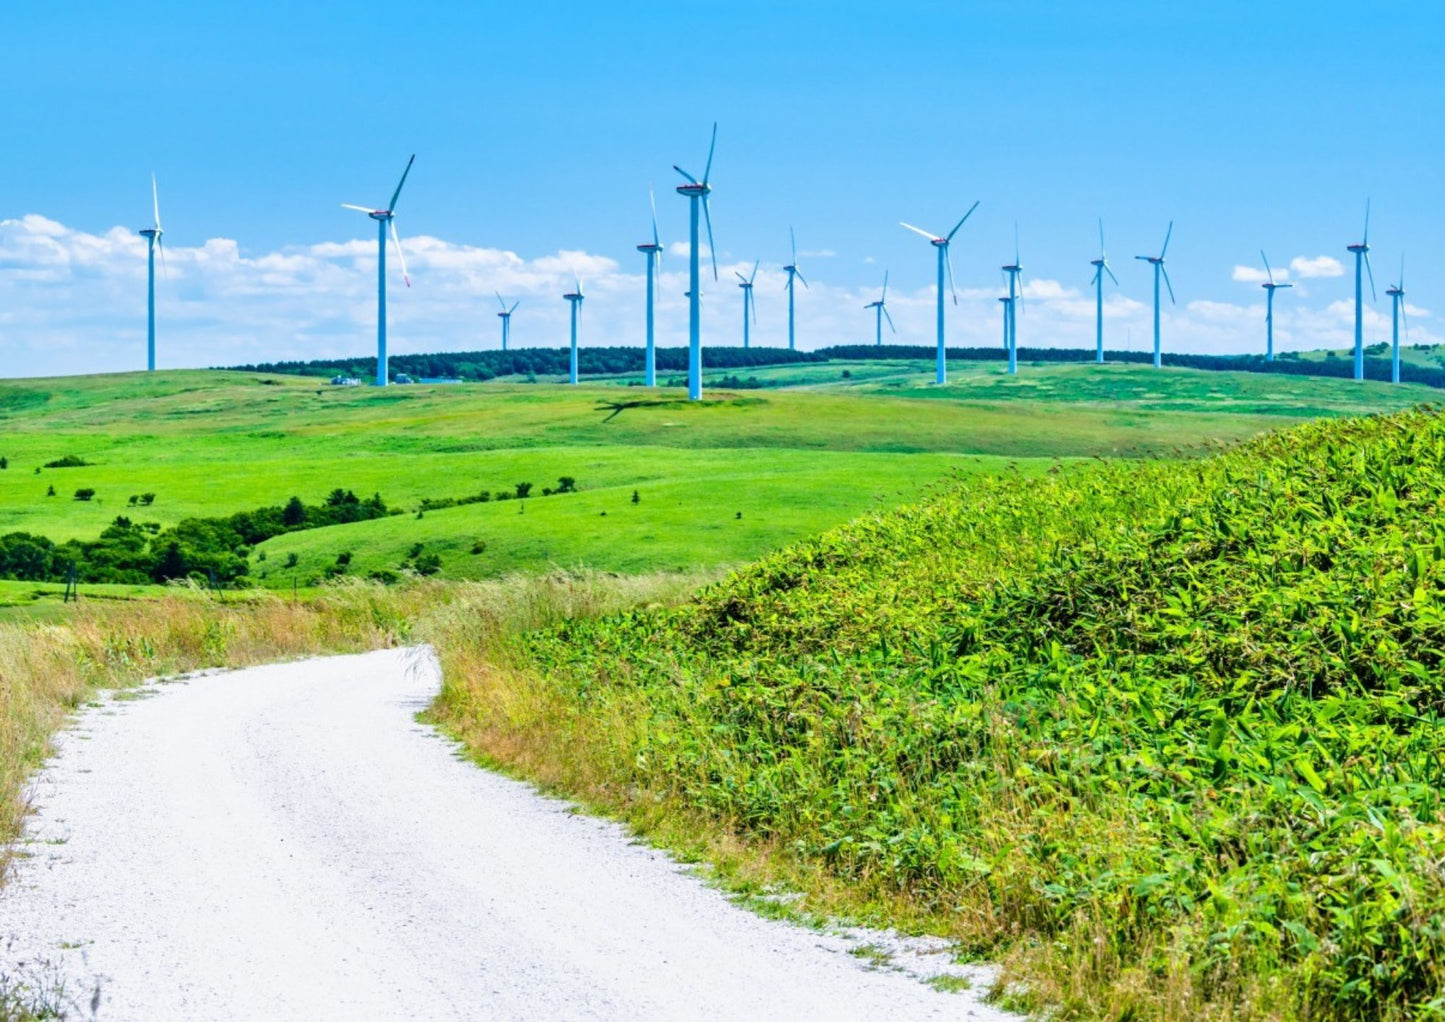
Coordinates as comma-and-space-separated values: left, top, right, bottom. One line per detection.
225, 347, 825, 381
224, 343, 1445, 389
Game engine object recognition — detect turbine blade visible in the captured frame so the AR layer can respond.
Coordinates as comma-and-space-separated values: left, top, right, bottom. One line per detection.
900, 222, 937, 241
1098, 217, 1105, 257
881, 269, 888, 302
157, 236, 167, 277
703, 196, 717, 280
151, 173, 162, 232
1162, 265, 1176, 304
790, 226, 797, 265
702, 122, 717, 185
1105, 262, 1119, 286
496, 290, 507, 311
1091, 266, 1101, 286
1160, 220, 1174, 259
751, 292, 758, 325
883, 306, 896, 332
650, 186, 660, 248
390, 220, 411, 287
1363, 197, 1371, 246
341, 204, 375, 213
1013, 221, 1020, 266
735, 271, 748, 283
1261, 249, 1275, 285
1364, 251, 1376, 302
946, 249, 958, 305
946, 201, 980, 242
673, 165, 698, 185
388, 154, 416, 213
509, 301, 519, 314
749, 258, 759, 284
795, 269, 808, 288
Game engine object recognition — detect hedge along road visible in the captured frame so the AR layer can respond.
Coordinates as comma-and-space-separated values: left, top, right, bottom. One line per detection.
0, 649, 1019, 1021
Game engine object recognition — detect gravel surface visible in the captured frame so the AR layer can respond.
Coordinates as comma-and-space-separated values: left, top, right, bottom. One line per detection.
0, 648, 1021, 1021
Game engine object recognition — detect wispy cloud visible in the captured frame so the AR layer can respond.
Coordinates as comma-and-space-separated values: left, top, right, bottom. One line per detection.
1290, 255, 1345, 279
1232, 264, 1284, 285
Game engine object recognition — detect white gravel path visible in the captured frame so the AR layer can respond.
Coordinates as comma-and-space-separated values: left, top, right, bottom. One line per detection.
0, 647, 1021, 1021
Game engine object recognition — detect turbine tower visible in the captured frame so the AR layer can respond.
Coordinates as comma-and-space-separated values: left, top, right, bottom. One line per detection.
495, 292, 518, 351
563, 275, 584, 385
1386, 258, 1406, 385
864, 271, 894, 346
997, 296, 1011, 360
637, 189, 663, 386
901, 202, 979, 385
783, 229, 807, 350
1002, 227, 1022, 375
674, 123, 717, 402
137, 174, 165, 372
342, 154, 415, 387
735, 260, 759, 348
1134, 222, 1175, 369
1259, 251, 1292, 363
1346, 201, 1376, 382
1089, 219, 1118, 364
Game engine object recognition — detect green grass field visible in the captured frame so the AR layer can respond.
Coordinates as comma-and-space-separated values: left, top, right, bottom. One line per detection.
0, 360, 1431, 595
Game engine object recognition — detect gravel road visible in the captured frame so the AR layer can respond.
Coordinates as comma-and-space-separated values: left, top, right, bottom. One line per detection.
0, 648, 1019, 1021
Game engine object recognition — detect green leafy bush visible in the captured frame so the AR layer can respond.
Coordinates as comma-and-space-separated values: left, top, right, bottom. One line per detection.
490, 406, 1445, 1021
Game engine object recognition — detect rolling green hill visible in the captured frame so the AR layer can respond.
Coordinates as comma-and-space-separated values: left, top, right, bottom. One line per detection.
0, 363, 1432, 600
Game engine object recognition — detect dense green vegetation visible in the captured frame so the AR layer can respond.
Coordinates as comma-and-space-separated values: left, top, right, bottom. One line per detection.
228, 343, 1445, 389
436, 406, 1445, 1020
0, 489, 393, 585
227, 345, 826, 381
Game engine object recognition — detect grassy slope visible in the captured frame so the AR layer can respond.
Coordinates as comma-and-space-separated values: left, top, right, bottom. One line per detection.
0, 364, 1429, 589
431, 406, 1445, 1022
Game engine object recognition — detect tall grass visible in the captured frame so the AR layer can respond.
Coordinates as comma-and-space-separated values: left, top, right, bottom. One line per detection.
0, 580, 442, 872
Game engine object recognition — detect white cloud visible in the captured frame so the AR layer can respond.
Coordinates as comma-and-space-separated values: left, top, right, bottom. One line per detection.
0, 213, 1439, 378
1290, 255, 1345, 279
1232, 265, 1276, 284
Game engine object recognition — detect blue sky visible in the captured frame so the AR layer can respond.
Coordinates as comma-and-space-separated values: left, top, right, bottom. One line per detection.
1, 1, 1440, 375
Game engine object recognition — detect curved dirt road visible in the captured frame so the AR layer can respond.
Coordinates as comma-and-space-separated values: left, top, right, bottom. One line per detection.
0, 648, 1017, 1021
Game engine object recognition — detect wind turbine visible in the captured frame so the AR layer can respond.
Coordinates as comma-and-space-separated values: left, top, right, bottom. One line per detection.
864, 271, 894, 347
563, 275, 584, 385
1386, 257, 1407, 385
783, 228, 807, 350
137, 174, 165, 372
674, 123, 717, 402
1346, 201, 1376, 382
735, 260, 759, 348
495, 292, 518, 351
342, 154, 415, 386
637, 188, 664, 386
1134, 222, 1175, 369
1259, 250, 1292, 363
901, 202, 979, 385
1089, 219, 1118, 363
1002, 227, 1022, 375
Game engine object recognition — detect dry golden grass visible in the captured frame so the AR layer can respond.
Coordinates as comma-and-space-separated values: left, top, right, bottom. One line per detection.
0, 580, 449, 876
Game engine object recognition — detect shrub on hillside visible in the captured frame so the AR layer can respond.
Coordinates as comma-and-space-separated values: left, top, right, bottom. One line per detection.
468, 407, 1445, 1022
44, 455, 90, 468
73, 488, 95, 501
